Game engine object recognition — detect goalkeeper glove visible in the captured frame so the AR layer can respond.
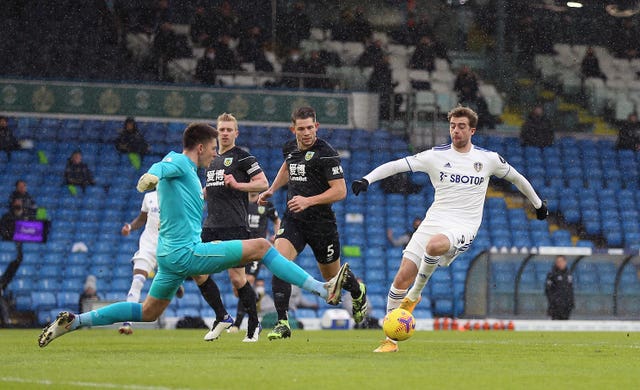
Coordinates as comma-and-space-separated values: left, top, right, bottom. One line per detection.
351, 178, 369, 196
536, 200, 548, 220
137, 173, 159, 192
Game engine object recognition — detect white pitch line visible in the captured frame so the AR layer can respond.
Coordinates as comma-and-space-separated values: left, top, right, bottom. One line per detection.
0, 377, 191, 390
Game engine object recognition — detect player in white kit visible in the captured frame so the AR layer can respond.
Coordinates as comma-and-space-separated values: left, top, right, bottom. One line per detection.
352, 106, 548, 352
119, 190, 183, 334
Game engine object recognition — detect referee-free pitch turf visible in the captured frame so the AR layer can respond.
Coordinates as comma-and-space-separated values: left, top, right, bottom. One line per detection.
1, 329, 638, 389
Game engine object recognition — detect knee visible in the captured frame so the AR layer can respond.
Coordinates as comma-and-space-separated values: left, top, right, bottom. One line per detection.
255, 238, 272, 253
426, 235, 450, 256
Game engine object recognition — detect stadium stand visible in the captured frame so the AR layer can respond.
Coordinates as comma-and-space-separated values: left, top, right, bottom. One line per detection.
3, 115, 638, 325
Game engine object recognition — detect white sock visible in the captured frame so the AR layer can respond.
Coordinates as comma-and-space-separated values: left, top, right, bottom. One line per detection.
126, 274, 146, 303
407, 254, 439, 301
387, 285, 408, 313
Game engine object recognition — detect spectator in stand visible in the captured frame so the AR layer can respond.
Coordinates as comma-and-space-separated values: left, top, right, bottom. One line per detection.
409, 34, 449, 73
254, 42, 275, 73
0, 115, 20, 160
367, 55, 397, 121
520, 105, 554, 148
332, 7, 372, 43
356, 39, 384, 68
305, 50, 330, 90
454, 65, 480, 102
0, 199, 25, 241
545, 256, 574, 320
237, 25, 267, 64
454, 65, 496, 130
280, 48, 308, 89
195, 47, 218, 85
616, 112, 640, 151
611, 18, 640, 59
410, 14, 435, 45
79, 275, 100, 313
190, 2, 216, 47
277, 2, 310, 51
150, 0, 187, 76
387, 217, 423, 248
580, 46, 606, 81
332, 9, 355, 42
64, 150, 96, 191
8, 180, 37, 219
212, 34, 242, 71
350, 7, 373, 43
115, 117, 151, 156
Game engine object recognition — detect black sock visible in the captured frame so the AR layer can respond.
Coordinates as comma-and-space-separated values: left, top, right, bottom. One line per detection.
342, 268, 362, 298
237, 281, 258, 332
198, 277, 228, 320
234, 299, 246, 328
272, 275, 291, 322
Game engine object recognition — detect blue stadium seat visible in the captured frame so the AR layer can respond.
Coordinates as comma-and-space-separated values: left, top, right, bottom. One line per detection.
61, 278, 84, 291
63, 265, 88, 279
15, 293, 32, 311
31, 291, 57, 311
56, 292, 80, 311
433, 299, 454, 316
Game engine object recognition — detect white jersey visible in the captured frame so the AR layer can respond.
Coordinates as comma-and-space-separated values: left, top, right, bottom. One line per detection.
406, 144, 510, 229
138, 191, 160, 254
364, 143, 537, 232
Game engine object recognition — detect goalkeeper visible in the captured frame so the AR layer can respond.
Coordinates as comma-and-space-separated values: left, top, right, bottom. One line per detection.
39, 122, 348, 348
352, 106, 548, 353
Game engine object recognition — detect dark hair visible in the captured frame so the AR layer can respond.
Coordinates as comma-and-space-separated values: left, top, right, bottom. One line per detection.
447, 105, 478, 128
183, 122, 218, 149
291, 106, 316, 125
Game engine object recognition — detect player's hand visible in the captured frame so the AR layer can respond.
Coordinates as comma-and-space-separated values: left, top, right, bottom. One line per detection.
258, 190, 273, 205
536, 201, 548, 220
287, 195, 311, 213
223, 174, 238, 189
121, 223, 131, 236
351, 178, 369, 195
137, 173, 159, 192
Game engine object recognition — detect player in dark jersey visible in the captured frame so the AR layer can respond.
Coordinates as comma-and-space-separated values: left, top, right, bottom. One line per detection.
193, 113, 268, 343
227, 191, 281, 333
258, 106, 368, 340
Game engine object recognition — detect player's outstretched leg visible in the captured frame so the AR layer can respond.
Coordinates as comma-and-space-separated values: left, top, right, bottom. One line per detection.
39, 302, 144, 348
38, 311, 76, 348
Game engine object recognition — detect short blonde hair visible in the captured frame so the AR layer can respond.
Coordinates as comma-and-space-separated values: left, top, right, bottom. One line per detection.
217, 113, 238, 130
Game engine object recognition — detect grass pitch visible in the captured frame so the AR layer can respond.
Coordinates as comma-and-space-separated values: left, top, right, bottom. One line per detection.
1, 328, 638, 389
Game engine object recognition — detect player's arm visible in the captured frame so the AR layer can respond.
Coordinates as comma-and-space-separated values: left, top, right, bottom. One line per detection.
352, 158, 412, 195
121, 211, 148, 236
225, 171, 269, 193
137, 157, 186, 192
502, 166, 547, 219
258, 162, 289, 205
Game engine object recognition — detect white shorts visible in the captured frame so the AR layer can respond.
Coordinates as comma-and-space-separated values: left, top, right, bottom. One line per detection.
403, 222, 477, 268
131, 248, 157, 276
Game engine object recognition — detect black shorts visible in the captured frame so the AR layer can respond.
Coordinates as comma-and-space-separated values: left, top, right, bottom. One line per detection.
244, 261, 261, 278
201, 227, 250, 269
276, 215, 340, 264
201, 227, 251, 242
